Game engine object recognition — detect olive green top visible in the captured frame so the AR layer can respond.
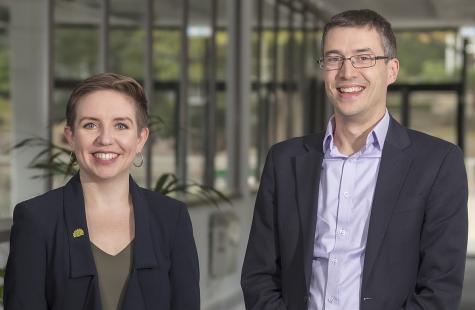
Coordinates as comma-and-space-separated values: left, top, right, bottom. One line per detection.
91, 242, 133, 310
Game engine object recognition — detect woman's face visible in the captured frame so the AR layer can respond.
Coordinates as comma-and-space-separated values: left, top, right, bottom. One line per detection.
64, 89, 149, 183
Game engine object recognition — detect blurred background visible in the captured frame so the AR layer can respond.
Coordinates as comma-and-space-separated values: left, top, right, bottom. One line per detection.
0, 0, 474, 309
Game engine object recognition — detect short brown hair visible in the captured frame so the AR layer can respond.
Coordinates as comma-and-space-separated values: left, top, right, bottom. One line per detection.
66, 73, 149, 130
321, 9, 397, 60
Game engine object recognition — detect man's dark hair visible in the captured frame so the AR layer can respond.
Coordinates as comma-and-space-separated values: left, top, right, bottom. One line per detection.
66, 73, 149, 131
321, 9, 397, 59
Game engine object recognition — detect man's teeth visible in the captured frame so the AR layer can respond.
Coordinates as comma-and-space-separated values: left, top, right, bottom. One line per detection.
94, 153, 118, 160
339, 86, 363, 93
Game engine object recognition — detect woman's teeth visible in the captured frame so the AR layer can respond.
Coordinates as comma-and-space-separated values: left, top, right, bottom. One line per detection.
94, 153, 118, 160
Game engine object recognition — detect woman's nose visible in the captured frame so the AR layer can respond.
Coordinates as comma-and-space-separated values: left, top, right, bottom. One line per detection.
96, 127, 113, 145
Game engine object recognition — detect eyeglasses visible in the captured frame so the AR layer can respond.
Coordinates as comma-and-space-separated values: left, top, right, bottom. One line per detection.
318, 54, 389, 71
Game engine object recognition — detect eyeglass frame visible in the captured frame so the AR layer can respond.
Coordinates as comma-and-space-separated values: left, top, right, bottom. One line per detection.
317, 54, 390, 71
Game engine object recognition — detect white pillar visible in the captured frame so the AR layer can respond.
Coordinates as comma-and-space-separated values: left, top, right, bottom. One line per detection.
10, 0, 52, 209
226, 0, 251, 197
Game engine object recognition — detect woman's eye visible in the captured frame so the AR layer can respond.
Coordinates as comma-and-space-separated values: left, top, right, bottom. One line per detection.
83, 122, 96, 129
116, 123, 129, 130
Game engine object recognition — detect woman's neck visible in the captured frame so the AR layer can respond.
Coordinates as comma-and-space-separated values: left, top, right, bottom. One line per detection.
79, 172, 131, 210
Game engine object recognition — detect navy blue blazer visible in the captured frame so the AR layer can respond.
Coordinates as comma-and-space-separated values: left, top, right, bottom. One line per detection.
4, 174, 200, 310
242, 117, 468, 310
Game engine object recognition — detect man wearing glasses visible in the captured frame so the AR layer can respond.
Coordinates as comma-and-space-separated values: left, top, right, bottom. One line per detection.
242, 9, 468, 310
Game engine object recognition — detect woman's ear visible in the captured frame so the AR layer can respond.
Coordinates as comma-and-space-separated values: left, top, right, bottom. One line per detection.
136, 127, 150, 153
64, 126, 74, 148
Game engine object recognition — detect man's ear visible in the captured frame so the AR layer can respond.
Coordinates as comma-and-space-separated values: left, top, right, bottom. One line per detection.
387, 57, 399, 85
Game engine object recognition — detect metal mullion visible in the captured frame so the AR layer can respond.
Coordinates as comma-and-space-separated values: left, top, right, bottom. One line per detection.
144, 0, 154, 188
177, 0, 189, 183
232, 0, 243, 194
285, 9, 295, 138
99, 0, 109, 72
300, 12, 310, 134
270, 0, 280, 144
46, 0, 54, 190
457, 38, 468, 152
204, 0, 218, 188
256, 0, 267, 177
313, 14, 326, 132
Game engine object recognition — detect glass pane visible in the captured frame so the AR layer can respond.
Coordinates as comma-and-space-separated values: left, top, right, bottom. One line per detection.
151, 26, 181, 186
0, 27, 10, 217
387, 91, 402, 122
0, 96, 11, 218
409, 92, 457, 144
464, 34, 475, 255
54, 26, 98, 79
396, 31, 459, 83
215, 21, 229, 191
109, 26, 145, 79
151, 89, 177, 181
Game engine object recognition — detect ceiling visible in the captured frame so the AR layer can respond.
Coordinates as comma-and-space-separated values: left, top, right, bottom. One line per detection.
311, 0, 475, 29
1, 0, 475, 30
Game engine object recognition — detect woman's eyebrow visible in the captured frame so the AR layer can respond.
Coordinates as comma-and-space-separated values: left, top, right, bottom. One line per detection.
114, 117, 134, 123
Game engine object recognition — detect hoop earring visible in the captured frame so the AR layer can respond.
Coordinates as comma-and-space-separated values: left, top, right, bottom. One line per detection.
133, 152, 144, 168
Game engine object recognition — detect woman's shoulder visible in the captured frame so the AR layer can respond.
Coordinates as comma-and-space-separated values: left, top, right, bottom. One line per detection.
12, 186, 64, 234
16, 186, 64, 214
137, 187, 187, 211
132, 186, 189, 225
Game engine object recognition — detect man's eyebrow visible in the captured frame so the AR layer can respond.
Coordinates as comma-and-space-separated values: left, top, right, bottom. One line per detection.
324, 50, 343, 56
324, 48, 375, 56
355, 48, 374, 53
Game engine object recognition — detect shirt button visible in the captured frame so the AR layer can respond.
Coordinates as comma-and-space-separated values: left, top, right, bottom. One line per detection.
343, 191, 350, 198
329, 257, 338, 264
338, 229, 346, 236
327, 296, 338, 303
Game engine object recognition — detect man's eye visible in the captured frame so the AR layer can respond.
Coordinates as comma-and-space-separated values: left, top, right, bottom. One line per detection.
327, 56, 342, 63
83, 123, 96, 129
116, 123, 129, 130
357, 55, 372, 61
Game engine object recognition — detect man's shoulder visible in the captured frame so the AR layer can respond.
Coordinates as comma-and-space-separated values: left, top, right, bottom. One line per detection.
269, 133, 324, 158
405, 127, 461, 154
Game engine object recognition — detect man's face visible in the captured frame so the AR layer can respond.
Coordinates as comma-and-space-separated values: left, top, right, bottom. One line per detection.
322, 26, 399, 123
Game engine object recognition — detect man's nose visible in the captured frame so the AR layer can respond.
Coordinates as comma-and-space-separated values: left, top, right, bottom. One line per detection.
338, 58, 358, 79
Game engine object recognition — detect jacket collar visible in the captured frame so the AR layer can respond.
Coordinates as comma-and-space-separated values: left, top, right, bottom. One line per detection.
63, 174, 158, 279
362, 117, 412, 284
296, 132, 325, 290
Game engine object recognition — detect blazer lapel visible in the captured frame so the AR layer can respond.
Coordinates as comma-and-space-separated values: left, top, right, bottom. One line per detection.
362, 119, 412, 283
62, 173, 100, 310
128, 177, 158, 269
121, 177, 159, 310
295, 134, 324, 291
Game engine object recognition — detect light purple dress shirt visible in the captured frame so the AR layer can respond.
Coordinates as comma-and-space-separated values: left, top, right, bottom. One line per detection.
308, 111, 390, 310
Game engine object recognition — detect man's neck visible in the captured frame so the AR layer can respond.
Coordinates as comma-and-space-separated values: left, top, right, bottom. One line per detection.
333, 110, 386, 156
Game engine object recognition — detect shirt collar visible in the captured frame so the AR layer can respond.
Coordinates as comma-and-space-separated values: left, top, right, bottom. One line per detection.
322, 109, 390, 155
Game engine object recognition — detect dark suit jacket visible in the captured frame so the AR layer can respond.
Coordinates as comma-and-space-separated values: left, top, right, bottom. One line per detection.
4, 174, 200, 310
241, 118, 468, 310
